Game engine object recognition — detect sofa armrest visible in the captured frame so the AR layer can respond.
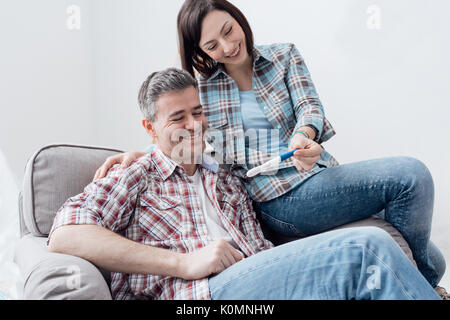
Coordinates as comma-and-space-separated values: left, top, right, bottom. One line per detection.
14, 234, 112, 300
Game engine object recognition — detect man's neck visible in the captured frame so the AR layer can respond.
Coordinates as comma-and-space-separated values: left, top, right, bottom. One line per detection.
156, 145, 201, 176
183, 163, 198, 176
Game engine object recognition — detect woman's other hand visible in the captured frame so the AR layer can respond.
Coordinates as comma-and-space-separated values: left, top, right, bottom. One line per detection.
288, 133, 322, 172
93, 151, 147, 181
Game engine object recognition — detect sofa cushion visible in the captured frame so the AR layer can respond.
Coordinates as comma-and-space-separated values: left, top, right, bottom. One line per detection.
14, 234, 112, 299
21, 144, 123, 237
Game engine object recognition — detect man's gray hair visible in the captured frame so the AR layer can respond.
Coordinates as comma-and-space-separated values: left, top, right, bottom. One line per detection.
138, 68, 198, 122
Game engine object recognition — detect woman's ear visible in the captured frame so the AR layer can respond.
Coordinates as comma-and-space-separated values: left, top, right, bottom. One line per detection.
142, 119, 157, 140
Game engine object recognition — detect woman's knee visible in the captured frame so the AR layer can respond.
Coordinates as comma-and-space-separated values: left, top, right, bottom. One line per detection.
393, 156, 434, 190
429, 241, 447, 284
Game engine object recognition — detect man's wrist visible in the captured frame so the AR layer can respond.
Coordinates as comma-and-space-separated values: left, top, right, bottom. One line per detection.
171, 252, 186, 279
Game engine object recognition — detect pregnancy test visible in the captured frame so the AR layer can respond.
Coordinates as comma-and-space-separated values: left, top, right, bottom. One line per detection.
246, 149, 301, 178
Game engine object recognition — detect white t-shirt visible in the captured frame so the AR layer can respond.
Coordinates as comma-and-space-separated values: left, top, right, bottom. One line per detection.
190, 169, 238, 249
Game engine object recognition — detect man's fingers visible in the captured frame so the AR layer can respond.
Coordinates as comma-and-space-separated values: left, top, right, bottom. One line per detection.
214, 259, 226, 275
93, 169, 100, 181
97, 167, 107, 180
94, 167, 106, 181
225, 247, 243, 267
231, 249, 244, 262
215, 240, 243, 270
96, 157, 123, 180
221, 250, 235, 268
106, 157, 119, 167
93, 152, 144, 181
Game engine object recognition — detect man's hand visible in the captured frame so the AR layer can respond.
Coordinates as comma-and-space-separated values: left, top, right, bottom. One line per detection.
289, 133, 323, 172
178, 239, 244, 280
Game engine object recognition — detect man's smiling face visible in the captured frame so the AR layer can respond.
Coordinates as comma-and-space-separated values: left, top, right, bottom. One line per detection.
143, 85, 207, 165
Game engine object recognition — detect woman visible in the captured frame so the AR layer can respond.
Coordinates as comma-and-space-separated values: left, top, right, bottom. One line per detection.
95, 0, 447, 295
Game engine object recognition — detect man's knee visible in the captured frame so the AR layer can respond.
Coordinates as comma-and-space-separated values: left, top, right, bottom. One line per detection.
361, 226, 393, 242
340, 226, 395, 249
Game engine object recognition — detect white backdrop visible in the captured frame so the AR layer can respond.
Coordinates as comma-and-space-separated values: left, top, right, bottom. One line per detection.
0, 150, 21, 299
0, 0, 449, 291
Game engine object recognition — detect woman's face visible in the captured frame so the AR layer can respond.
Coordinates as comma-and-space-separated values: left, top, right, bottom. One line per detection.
199, 10, 249, 67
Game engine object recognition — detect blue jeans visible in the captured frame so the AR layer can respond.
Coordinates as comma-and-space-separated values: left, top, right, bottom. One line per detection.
209, 227, 440, 299
253, 157, 446, 287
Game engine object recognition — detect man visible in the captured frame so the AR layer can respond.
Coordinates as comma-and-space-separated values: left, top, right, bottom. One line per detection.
47, 68, 440, 300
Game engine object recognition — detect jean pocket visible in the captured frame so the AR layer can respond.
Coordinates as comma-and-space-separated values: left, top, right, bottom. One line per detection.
260, 211, 305, 237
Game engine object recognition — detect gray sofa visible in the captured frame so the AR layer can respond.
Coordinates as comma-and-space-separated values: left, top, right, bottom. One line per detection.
14, 144, 417, 300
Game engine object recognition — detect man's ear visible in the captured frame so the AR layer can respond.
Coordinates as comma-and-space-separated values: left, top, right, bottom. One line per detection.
142, 119, 157, 140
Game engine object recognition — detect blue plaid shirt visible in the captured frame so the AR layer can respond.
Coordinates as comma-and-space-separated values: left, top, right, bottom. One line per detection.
198, 43, 339, 202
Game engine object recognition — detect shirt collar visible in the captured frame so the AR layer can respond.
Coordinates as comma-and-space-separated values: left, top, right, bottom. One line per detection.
208, 64, 226, 81
206, 45, 273, 81
151, 146, 219, 181
252, 45, 274, 64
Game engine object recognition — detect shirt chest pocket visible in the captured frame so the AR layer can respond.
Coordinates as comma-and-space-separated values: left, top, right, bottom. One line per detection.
217, 194, 244, 225
205, 100, 230, 129
257, 81, 295, 139
270, 86, 295, 126
138, 193, 185, 241
206, 112, 229, 151
207, 115, 228, 129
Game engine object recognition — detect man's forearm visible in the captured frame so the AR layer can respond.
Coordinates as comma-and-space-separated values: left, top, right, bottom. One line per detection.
48, 224, 183, 277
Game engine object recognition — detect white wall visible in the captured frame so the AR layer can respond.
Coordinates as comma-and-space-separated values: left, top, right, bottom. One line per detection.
0, 0, 97, 186
0, 151, 21, 299
238, 0, 450, 288
89, 0, 185, 152
1, 0, 449, 289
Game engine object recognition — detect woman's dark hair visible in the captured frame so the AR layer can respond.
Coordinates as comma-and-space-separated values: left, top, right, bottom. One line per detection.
177, 0, 254, 78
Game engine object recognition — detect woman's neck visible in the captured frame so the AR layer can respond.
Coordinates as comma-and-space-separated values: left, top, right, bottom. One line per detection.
225, 54, 253, 91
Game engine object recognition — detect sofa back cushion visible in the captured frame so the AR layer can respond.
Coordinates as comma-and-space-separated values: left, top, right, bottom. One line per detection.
21, 144, 123, 237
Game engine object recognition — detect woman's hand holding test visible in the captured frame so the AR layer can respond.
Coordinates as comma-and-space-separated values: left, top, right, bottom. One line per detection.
288, 131, 323, 172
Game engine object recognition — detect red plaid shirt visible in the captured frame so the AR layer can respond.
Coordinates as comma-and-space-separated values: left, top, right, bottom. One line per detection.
48, 147, 273, 300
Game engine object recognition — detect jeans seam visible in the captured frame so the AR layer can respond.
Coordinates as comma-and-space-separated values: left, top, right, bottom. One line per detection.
260, 211, 304, 237
364, 245, 415, 300
384, 182, 413, 239
285, 184, 384, 202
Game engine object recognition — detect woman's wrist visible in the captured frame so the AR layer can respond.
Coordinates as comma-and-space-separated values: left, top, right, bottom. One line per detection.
295, 130, 310, 139
295, 126, 316, 141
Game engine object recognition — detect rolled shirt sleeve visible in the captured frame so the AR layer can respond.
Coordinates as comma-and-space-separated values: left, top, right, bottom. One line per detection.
285, 44, 335, 144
